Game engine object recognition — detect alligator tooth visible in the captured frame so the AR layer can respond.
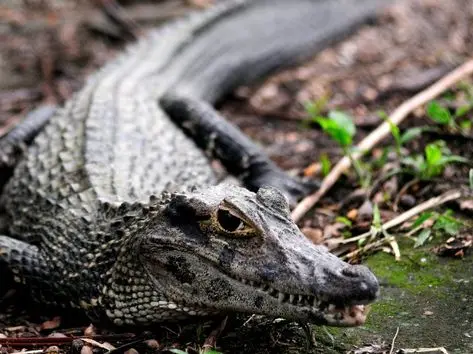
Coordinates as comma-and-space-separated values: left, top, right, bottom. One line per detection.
249, 280, 255, 286
312, 297, 318, 307
298, 295, 303, 303
241, 278, 247, 284
289, 294, 295, 304
278, 292, 285, 304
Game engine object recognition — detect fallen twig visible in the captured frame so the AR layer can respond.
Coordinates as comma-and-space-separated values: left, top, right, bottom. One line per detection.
342, 235, 395, 260
291, 59, 473, 222
389, 327, 400, 354
0, 333, 136, 348
202, 316, 228, 352
399, 347, 449, 354
340, 189, 465, 246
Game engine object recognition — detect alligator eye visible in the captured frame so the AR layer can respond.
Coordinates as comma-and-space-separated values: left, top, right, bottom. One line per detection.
217, 209, 244, 232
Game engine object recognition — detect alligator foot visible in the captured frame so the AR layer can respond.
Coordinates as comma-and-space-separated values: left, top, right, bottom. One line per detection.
0, 235, 49, 299
0, 105, 56, 189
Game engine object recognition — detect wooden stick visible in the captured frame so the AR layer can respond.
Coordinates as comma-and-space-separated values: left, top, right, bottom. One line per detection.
389, 327, 400, 354
340, 189, 464, 246
291, 59, 473, 222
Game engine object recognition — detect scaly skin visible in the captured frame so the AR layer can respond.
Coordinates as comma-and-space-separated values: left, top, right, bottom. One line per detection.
0, 0, 390, 327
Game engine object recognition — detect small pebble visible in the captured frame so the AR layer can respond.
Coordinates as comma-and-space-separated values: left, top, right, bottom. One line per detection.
358, 200, 373, 220
144, 339, 160, 350
45, 346, 59, 354
400, 194, 416, 208
347, 208, 358, 220
124, 348, 139, 354
80, 345, 93, 354
71, 339, 84, 354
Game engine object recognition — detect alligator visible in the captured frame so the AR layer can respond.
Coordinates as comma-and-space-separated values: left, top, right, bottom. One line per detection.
0, 0, 389, 328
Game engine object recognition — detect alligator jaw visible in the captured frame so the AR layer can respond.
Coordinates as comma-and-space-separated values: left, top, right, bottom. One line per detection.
228, 274, 375, 327
322, 304, 370, 326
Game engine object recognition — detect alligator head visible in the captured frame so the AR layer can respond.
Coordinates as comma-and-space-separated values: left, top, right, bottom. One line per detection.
138, 184, 379, 326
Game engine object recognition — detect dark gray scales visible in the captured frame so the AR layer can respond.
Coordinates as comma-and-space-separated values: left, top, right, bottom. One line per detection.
0, 0, 390, 327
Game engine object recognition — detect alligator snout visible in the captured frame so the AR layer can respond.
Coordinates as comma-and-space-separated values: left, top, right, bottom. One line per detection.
341, 264, 379, 301
321, 263, 379, 306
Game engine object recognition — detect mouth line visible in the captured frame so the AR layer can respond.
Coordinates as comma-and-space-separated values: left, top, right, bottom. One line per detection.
226, 273, 373, 325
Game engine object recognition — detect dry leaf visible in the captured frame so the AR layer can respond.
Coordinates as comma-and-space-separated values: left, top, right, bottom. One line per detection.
302, 227, 324, 244
81, 338, 115, 351
40, 317, 61, 331
84, 324, 96, 337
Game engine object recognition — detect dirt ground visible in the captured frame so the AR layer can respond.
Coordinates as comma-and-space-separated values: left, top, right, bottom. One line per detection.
0, 0, 472, 353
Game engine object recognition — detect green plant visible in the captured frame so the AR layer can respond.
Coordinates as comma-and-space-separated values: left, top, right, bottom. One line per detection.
426, 101, 454, 126
320, 153, 331, 177
401, 140, 468, 180
378, 110, 402, 159
426, 99, 473, 132
410, 210, 464, 248
309, 109, 370, 187
377, 111, 433, 159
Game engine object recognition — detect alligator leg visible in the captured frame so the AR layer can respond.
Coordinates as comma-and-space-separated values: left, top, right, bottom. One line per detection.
0, 235, 48, 298
0, 105, 56, 189
161, 94, 318, 205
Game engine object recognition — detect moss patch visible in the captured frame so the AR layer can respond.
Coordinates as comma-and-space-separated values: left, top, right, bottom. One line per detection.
319, 248, 473, 353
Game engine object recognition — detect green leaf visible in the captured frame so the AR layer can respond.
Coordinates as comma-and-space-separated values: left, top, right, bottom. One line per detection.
414, 229, 432, 248
423, 143, 446, 178
315, 116, 353, 147
400, 127, 426, 144
328, 111, 356, 137
426, 101, 452, 125
169, 350, 187, 354
336, 216, 352, 227
411, 212, 434, 229
379, 112, 401, 148
202, 350, 223, 354
401, 155, 425, 170
438, 155, 469, 165
372, 204, 381, 229
320, 153, 331, 177
455, 104, 471, 118
434, 212, 463, 235
425, 143, 443, 166
460, 120, 472, 131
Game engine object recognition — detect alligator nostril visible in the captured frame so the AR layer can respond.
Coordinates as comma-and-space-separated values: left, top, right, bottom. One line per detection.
341, 266, 361, 278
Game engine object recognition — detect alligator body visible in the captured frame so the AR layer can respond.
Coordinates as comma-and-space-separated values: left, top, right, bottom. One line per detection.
0, 0, 389, 327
